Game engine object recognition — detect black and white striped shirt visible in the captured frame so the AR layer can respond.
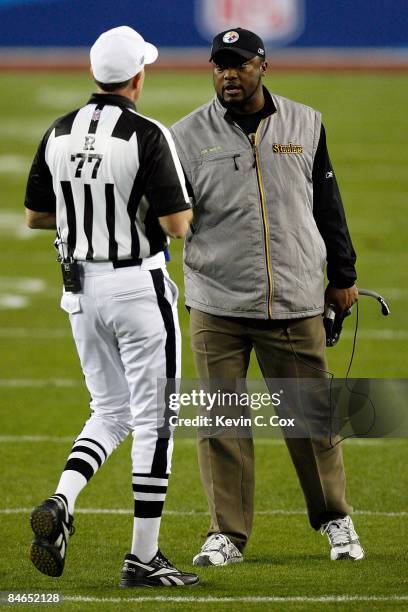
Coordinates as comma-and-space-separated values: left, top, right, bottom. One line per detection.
25, 93, 191, 261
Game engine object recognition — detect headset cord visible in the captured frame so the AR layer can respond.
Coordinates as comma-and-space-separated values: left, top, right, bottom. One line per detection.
285, 301, 375, 450
346, 300, 359, 380
342, 300, 377, 444
284, 324, 336, 448
287, 302, 377, 450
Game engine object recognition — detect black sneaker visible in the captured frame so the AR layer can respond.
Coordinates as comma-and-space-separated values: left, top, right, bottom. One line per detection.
120, 550, 199, 587
29, 494, 74, 577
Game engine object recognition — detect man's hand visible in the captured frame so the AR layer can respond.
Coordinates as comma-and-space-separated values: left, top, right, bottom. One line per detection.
325, 284, 358, 312
159, 209, 193, 239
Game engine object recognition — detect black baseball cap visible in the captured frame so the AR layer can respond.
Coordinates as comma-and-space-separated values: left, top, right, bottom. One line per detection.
209, 27, 266, 62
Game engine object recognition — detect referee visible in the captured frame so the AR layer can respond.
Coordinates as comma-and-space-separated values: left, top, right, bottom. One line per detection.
24, 26, 197, 587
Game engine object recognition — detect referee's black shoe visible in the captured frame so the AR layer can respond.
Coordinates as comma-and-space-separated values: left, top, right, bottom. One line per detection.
29, 494, 75, 577
120, 550, 199, 587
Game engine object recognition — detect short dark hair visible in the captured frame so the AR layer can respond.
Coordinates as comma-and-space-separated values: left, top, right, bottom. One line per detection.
94, 78, 132, 92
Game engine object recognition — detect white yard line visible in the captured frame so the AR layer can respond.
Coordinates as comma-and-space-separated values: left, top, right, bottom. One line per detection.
62, 595, 408, 604
0, 328, 70, 338
0, 154, 30, 174
0, 435, 387, 446
1, 327, 407, 340
0, 295, 29, 309
0, 435, 74, 442
0, 507, 406, 517
0, 278, 46, 293
342, 330, 408, 340
0, 211, 36, 240
376, 288, 408, 299
0, 379, 77, 388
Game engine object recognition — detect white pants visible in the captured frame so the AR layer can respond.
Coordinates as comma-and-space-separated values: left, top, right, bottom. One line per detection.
60, 255, 181, 476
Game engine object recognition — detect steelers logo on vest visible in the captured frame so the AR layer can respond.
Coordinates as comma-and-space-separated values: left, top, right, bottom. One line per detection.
223, 31, 240, 44
273, 142, 304, 154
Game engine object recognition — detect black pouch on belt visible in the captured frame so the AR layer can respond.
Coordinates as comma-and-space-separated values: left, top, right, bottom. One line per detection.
60, 259, 81, 293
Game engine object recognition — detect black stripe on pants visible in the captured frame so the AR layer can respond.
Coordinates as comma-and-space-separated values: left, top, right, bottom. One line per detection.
149, 269, 176, 478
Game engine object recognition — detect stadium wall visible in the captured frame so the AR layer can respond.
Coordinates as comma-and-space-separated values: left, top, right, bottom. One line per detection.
0, 0, 407, 71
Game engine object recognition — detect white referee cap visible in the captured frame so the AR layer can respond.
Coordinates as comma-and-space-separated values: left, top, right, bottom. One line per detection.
90, 26, 158, 83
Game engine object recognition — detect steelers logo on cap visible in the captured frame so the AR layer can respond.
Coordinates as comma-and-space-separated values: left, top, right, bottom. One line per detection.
223, 31, 240, 44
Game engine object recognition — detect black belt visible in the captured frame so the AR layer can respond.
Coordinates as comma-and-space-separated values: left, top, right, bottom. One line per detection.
112, 258, 143, 269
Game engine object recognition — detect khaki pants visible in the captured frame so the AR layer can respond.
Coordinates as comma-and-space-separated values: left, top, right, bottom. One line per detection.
190, 308, 352, 552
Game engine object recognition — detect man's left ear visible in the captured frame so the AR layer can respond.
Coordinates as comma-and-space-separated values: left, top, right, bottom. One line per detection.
261, 61, 267, 76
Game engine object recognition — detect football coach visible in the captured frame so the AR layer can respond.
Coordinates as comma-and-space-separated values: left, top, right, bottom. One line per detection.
170, 27, 364, 566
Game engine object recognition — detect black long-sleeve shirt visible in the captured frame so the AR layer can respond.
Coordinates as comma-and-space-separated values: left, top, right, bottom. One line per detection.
312, 125, 356, 288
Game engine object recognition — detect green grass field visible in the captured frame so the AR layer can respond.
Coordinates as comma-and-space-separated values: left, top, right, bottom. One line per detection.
0, 71, 407, 611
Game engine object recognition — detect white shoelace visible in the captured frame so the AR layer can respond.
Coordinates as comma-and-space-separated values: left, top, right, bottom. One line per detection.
201, 534, 243, 562
201, 534, 229, 552
321, 518, 351, 546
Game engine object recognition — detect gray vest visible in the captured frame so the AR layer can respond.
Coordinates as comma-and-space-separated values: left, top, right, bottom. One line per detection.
171, 93, 326, 319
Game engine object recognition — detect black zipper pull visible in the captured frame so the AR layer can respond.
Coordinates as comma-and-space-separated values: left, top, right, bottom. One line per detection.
233, 154, 241, 171
252, 144, 258, 168
249, 134, 257, 167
